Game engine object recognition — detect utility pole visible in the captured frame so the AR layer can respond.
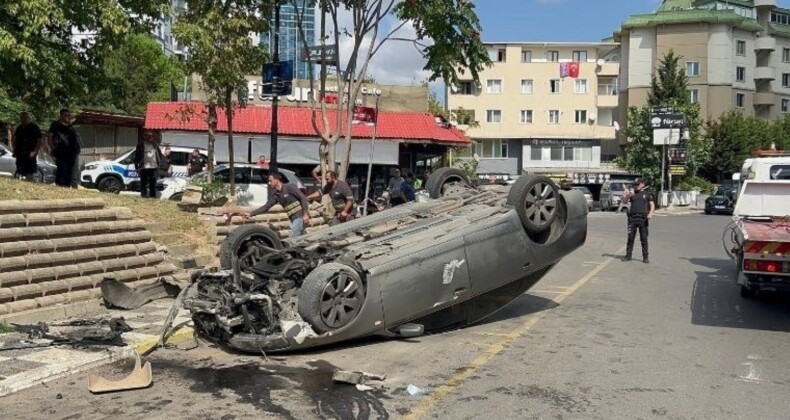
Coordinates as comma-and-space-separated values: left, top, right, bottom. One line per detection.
270, 0, 281, 174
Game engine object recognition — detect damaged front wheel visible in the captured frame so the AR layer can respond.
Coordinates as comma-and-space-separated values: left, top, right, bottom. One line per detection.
220, 224, 284, 270
298, 263, 366, 333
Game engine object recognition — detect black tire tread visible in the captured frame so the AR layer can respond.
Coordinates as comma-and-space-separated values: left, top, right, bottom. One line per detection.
425, 167, 472, 199
297, 262, 365, 333
219, 224, 283, 269
506, 174, 560, 234
97, 175, 123, 194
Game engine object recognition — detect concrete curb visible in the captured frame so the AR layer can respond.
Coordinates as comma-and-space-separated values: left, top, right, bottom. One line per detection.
0, 325, 195, 398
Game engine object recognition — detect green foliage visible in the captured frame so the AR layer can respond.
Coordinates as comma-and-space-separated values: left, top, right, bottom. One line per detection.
190, 179, 230, 204
0, 0, 168, 122
675, 175, 714, 194
0, 323, 13, 334
616, 50, 708, 188
702, 111, 774, 182
453, 154, 479, 180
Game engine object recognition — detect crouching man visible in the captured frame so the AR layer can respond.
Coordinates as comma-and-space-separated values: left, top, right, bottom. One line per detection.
307, 170, 356, 224
243, 172, 311, 238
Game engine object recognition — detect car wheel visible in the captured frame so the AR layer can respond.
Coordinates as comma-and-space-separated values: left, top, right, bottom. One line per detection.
425, 167, 474, 199
507, 174, 560, 234
219, 224, 283, 270
97, 176, 122, 194
704, 209, 711, 215
169, 192, 184, 202
298, 262, 366, 333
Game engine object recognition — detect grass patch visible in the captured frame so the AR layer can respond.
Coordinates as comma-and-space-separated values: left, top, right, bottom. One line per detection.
0, 324, 14, 334
0, 178, 214, 256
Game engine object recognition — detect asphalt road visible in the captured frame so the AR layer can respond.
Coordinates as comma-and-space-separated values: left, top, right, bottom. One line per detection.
3, 212, 789, 419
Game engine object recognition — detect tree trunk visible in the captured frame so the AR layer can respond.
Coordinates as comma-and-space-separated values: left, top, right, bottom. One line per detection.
207, 104, 217, 183
226, 87, 236, 196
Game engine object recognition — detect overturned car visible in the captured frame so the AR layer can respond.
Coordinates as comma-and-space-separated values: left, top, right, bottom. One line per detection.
184, 169, 588, 353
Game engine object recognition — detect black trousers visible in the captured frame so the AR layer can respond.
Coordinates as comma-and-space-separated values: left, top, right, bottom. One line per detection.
626, 214, 649, 258
139, 168, 158, 198
54, 154, 77, 187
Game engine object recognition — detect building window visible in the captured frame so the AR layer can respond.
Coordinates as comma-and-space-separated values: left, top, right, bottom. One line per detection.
736, 93, 745, 108
688, 89, 699, 104
572, 50, 588, 62
549, 79, 561, 93
736, 66, 746, 83
784, 48, 790, 63
476, 139, 508, 158
736, 40, 746, 56
783, 73, 790, 88
772, 12, 790, 24
547, 50, 559, 62
520, 110, 533, 124
530, 146, 542, 161
548, 110, 560, 124
686, 61, 700, 77
486, 110, 502, 123
457, 81, 474, 95
782, 99, 790, 113
521, 79, 534, 94
574, 79, 588, 94
574, 110, 587, 124
521, 50, 532, 63
486, 79, 503, 94
488, 48, 506, 62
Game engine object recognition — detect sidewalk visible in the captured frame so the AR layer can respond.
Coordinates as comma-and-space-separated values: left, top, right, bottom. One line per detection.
0, 299, 194, 397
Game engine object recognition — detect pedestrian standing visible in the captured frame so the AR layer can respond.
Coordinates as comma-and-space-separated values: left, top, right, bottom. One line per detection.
12, 112, 43, 181
161, 147, 173, 177
187, 149, 207, 176
387, 169, 405, 207
47, 109, 81, 188
308, 170, 356, 224
244, 172, 311, 238
134, 132, 165, 198
622, 178, 655, 263
401, 174, 416, 203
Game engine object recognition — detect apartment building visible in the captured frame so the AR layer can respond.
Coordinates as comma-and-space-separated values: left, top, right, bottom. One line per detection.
260, 0, 316, 80
446, 42, 624, 184
617, 0, 790, 141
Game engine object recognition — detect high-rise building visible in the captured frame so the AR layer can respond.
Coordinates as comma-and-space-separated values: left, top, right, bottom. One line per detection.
260, 1, 316, 80
446, 42, 622, 182
617, 0, 790, 134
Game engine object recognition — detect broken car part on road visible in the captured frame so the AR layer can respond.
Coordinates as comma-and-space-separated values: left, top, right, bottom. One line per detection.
1, 318, 133, 351
88, 352, 153, 394
184, 169, 588, 353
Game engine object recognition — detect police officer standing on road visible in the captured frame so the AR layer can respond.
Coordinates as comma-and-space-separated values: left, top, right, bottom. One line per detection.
622, 178, 655, 263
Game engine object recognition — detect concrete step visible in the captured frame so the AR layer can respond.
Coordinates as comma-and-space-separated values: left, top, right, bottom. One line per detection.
0, 198, 105, 215
0, 208, 133, 228
169, 253, 215, 270
0, 219, 147, 243
0, 231, 153, 258
0, 242, 157, 272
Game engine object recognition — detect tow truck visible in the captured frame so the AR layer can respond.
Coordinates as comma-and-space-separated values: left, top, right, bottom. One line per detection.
726, 150, 790, 298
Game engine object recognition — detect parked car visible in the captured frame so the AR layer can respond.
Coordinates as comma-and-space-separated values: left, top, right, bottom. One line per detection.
704, 187, 736, 215
0, 143, 56, 183
185, 169, 588, 353
160, 163, 305, 207
80, 146, 209, 194
600, 180, 634, 211
571, 186, 594, 211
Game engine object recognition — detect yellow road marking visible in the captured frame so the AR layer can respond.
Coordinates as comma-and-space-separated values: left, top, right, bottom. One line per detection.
402, 246, 626, 420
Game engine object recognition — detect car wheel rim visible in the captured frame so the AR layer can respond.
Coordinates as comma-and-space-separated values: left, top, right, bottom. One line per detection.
107, 179, 121, 193
237, 235, 277, 270
320, 271, 363, 329
525, 182, 557, 227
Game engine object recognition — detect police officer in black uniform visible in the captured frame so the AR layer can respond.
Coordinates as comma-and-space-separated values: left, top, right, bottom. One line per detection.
622, 178, 655, 263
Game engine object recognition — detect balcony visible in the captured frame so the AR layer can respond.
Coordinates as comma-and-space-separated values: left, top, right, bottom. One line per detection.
755, 36, 777, 52
754, 0, 777, 7
754, 92, 776, 106
596, 63, 619, 77
597, 94, 619, 108
754, 66, 775, 80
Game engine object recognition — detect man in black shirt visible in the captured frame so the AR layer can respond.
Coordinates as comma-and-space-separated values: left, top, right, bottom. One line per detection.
622, 178, 655, 263
244, 172, 311, 237
47, 109, 81, 188
308, 170, 356, 224
187, 149, 207, 176
12, 112, 42, 181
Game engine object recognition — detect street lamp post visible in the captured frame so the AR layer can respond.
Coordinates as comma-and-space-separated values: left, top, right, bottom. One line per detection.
362, 95, 381, 217
270, 0, 281, 174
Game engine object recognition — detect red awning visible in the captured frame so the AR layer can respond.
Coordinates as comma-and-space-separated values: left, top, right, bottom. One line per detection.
144, 102, 470, 146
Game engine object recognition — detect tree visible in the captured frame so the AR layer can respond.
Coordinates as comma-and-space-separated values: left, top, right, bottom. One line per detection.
702, 111, 773, 182
0, 0, 167, 122
616, 51, 708, 189
290, 0, 491, 181
173, 0, 268, 190
89, 34, 184, 116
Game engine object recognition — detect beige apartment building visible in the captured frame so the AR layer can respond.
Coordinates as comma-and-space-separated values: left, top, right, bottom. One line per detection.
446, 42, 627, 184
617, 0, 790, 142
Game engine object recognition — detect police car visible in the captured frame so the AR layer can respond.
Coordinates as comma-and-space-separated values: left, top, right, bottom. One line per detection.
80, 146, 209, 193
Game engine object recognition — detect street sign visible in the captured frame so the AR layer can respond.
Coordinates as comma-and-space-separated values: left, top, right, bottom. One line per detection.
670, 147, 688, 164
653, 128, 681, 145
650, 113, 684, 129
303, 45, 338, 65
261, 60, 294, 96
650, 106, 675, 117
670, 165, 686, 176
352, 106, 377, 125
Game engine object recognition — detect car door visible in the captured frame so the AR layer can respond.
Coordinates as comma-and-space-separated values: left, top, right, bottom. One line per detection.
229, 167, 253, 206
464, 217, 533, 294
0, 144, 15, 176
116, 150, 139, 182
250, 168, 270, 207
168, 151, 190, 177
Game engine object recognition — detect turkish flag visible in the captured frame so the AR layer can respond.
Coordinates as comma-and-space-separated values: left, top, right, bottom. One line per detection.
569, 62, 580, 78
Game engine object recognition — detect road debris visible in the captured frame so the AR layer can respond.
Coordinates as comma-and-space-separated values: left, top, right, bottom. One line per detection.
332, 370, 386, 385
101, 277, 183, 310
1, 318, 133, 351
406, 384, 430, 396
356, 384, 374, 391
88, 352, 152, 394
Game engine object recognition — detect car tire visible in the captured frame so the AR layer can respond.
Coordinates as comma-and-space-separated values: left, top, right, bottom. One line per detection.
425, 167, 473, 199
97, 176, 123, 194
704, 209, 711, 215
219, 224, 283, 270
507, 174, 560, 234
298, 262, 366, 333
169, 192, 184, 202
